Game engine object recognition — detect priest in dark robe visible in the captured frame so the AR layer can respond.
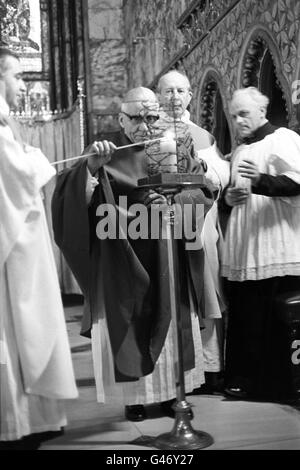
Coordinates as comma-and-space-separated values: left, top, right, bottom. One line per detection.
222, 87, 300, 401
52, 87, 214, 421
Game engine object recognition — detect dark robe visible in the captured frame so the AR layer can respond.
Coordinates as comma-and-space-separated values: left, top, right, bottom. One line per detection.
52, 132, 214, 382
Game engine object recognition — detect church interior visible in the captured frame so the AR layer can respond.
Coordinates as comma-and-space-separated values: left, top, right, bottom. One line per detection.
1, 0, 300, 451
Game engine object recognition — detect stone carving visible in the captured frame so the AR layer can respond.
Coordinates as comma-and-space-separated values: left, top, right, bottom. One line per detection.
178, 0, 238, 49
181, 0, 299, 129
199, 79, 218, 132
123, 0, 189, 86
0, 0, 39, 50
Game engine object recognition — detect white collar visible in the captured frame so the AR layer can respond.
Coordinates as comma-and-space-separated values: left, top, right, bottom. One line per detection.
181, 110, 190, 123
0, 95, 10, 116
159, 109, 190, 122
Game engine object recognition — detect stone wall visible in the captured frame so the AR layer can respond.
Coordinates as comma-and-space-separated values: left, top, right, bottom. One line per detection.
87, 0, 128, 137
181, 0, 300, 134
86, 0, 189, 138
123, 0, 189, 88
85, 0, 300, 140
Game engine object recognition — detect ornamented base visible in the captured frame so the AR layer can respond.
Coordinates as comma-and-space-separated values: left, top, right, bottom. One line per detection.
154, 408, 214, 450
154, 430, 213, 450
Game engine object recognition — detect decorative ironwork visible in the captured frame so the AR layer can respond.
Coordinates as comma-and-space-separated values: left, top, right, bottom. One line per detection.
177, 0, 241, 50
145, 112, 196, 175
77, 79, 86, 152
199, 79, 218, 132
241, 38, 265, 87
241, 35, 289, 122
11, 80, 84, 127
10, 80, 50, 117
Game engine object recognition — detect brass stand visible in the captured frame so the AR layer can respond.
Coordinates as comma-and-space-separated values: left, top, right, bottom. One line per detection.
138, 174, 214, 450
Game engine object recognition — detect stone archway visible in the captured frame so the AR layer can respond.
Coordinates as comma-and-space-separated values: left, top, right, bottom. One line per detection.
197, 71, 232, 155
259, 49, 288, 127
239, 29, 290, 127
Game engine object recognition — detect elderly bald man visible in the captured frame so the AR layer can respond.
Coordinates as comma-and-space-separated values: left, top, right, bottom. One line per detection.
52, 86, 214, 421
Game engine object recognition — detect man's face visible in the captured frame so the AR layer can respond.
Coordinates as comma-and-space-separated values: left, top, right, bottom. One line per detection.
119, 101, 159, 143
230, 94, 266, 138
1, 56, 25, 108
158, 73, 192, 119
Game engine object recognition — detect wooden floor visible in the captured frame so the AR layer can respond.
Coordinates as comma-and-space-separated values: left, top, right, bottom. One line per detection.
40, 301, 300, 451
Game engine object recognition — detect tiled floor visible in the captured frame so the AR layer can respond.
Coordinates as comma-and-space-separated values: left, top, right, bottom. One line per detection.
40, 299, 300, 451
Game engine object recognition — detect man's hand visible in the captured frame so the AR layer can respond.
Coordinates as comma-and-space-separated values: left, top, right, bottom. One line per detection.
238, 159, 260, 185
143, 190, 167, 207
85, 140, 117, 175
225, 186, 249, 206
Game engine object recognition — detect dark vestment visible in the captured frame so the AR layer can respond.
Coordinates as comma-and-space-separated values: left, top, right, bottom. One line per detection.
52, 132, 214, 382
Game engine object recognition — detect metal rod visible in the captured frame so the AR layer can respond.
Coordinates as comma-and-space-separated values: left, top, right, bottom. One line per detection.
153, 186, 214, 450
165, 197, 186, 402
51, 137, 165, 166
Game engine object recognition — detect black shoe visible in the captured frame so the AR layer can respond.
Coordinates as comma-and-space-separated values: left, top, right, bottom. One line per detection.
224, 386, 250, 399
190, 383, 215, 395
160, 400, 194, 420
125, 405, 146, 422
0, 437, 40, 451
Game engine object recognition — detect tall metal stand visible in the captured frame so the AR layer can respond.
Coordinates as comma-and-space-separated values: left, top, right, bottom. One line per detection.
138, 174, 214, 450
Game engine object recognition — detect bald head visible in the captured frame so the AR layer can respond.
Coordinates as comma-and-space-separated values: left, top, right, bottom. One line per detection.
157, 71, 191, 93
157, 70, 192, 118
121, 87, 158, 115
119, 87, 159, 143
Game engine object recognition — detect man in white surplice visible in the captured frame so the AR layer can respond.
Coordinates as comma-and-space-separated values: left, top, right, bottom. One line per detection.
222, 87, 300, 400
0, 48, 77, 447
157, 71, 230, 390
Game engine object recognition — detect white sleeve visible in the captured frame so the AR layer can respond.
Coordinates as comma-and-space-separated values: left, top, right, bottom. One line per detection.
0, 128, 55, 268
268, 128, 300, 184
196, 145, 230, 196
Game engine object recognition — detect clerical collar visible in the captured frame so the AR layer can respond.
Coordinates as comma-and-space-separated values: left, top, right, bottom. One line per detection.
242, 121, 278, 145
0, 95, 10, 116
181, 110, 190, 123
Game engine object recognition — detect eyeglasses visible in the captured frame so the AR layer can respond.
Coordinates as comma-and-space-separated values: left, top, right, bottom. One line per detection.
122, 111, 160, 125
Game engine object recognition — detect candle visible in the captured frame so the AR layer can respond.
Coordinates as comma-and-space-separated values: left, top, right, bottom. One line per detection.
160, 138, 177, 154
51, 137, 166, 166
162, 153, 177, 172
160, 132, 177, 172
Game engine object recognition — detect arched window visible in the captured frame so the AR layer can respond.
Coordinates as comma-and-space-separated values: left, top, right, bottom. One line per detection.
259, 49, 288, 127
199, 78, 231, 155
213, 89, 231, 155
240, 34, 289, 128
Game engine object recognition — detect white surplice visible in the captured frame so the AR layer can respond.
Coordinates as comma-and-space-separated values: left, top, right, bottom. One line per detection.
222, 128, 300, 282
0, 97, 78, 441
183, 113, 230, 372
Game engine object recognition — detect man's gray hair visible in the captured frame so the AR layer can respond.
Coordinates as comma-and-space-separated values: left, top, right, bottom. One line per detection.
231, 87, 269, 110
